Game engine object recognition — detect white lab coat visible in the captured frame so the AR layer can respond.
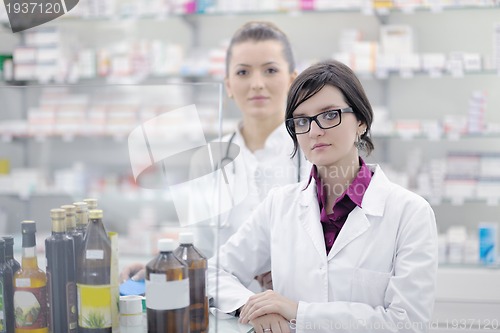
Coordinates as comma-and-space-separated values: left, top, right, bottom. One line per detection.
192, 123, 310, 258
208, 164, 438, 333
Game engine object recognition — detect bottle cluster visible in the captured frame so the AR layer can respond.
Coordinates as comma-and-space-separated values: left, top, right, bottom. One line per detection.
0, 198, 120, 333
1, 203, 208, 333
146, 233, 209, 333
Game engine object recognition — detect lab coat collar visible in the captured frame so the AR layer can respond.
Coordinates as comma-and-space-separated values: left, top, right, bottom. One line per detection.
234, 121, 291, 155
299, 163, 392, 215
361, 164, 394, 217
297, 164, 392, 259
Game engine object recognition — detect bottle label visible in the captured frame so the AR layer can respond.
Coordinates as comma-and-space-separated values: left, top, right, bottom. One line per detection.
77, 284, 112, 329
146, 276, 189, 310
67, 282, 78, 332
13, 286, 48, 329
0, 279, 5, 333
15, 278, 31, 288
86, 250, 104, 260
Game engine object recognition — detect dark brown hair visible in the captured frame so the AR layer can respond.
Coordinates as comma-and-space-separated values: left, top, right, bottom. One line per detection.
285, 60, 374, 156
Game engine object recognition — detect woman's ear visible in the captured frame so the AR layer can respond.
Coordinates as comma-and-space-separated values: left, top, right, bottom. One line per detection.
358, 121, 367, 134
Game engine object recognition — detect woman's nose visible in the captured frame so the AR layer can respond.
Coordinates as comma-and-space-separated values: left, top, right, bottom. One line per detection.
250, 73, 264, 90
309, 119, 324, 137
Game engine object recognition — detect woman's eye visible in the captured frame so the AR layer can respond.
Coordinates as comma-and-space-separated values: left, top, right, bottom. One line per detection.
236, 69, 247, 76
295, 118, 308, 127
323, 111, 338, 120
266, 68, 278, 74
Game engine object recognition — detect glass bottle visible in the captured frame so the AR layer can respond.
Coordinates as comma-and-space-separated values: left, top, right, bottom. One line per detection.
13, 221, 48, 333
61, 205, 83, 254
0, 238, 15, 333
77, 209, 112, 333
83, 199, 98, 211
73, 202, 89, 240
174, 232, 208, 333
2, 236, 20, 275
45, 208, 78, 333
146, 239, 189, 333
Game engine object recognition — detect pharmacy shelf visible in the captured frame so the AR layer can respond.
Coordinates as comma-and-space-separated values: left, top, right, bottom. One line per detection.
373, 133, 500, 141
0, 74, 220, 87
50, 3, 500, 22
1, 69, 497, 87
0, 189, 173, 201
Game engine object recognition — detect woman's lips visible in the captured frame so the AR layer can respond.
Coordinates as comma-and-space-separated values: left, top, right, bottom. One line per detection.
312, 143, 330, 150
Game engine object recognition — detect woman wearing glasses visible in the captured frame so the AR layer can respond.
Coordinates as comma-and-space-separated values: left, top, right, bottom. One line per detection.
120, 22, 308, 290
208, 60, 438, 333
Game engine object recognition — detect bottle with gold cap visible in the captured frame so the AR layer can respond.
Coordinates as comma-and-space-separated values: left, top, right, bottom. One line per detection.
73, 202, 89, 239
13, 221, 48, 333
77, 209, 112, 333
83, 199, 98, 211
61, 205, 83, 251
45, 209, 77, 333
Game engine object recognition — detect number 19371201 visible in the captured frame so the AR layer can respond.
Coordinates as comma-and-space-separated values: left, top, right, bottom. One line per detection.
5, 1, 64, 14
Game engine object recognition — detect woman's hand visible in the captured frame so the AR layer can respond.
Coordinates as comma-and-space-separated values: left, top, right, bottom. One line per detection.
255, 271, 273, 290
239, 290, 298, 324
248, 313, 291, 333
119, 262, 145, 283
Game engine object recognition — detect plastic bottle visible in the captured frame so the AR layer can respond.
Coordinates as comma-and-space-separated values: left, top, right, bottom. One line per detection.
174, 232, 208, 333
146, 239, 189, 333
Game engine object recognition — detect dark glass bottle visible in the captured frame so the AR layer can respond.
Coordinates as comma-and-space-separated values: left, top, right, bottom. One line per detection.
13, 221, 48, 333
146, 239, 189, 333
2, 236, 20, 275
61, 205, 84, 259
45, 208, 78, 333
73, 202, 89, 241
76, 209, 112, 333
0, 239, 15, 333
174, 233, 208, 333
82, 199, 97, 212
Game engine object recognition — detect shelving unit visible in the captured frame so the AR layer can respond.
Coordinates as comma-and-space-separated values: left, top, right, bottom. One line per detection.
2, 5, 500, 331
1, 3, 499, 245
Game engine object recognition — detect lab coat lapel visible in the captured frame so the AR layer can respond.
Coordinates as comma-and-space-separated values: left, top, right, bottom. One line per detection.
327, 206, 370, 260
298, 179, 327, 258
326, 164, 390, 261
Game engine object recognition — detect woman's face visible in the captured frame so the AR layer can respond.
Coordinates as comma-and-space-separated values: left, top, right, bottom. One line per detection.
225, 40, 296, 122
293, 85, 366, 168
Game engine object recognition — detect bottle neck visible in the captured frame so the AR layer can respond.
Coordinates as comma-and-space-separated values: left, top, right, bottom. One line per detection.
21, 246, 38, 268
0, 248, 5, 264
5, 243, 14, 260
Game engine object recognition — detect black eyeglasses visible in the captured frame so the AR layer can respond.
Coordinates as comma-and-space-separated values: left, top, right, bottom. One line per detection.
285, 107, 354, 134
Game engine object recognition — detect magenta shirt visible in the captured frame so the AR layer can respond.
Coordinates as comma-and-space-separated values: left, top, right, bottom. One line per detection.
305, 158, 372, 254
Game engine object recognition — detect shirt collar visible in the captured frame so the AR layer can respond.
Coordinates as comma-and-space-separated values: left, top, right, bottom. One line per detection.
304, 157, 372, 208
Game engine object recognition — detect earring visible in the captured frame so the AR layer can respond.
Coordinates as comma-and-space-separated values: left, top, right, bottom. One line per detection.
354, 131, 366, 150
228, 94, 233, 99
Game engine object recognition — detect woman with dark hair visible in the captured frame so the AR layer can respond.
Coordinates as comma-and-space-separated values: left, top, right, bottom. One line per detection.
208, 60, 438, 333
121, 22, 308, 291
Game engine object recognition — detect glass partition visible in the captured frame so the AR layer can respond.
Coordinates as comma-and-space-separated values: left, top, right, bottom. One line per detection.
0, 82, 254, 332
